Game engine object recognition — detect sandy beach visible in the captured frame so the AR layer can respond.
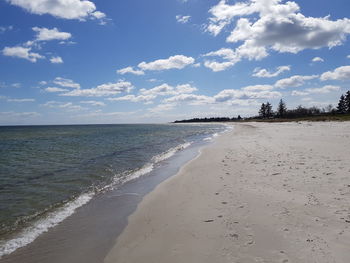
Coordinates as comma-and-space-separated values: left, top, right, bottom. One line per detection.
105, 122, 350, 263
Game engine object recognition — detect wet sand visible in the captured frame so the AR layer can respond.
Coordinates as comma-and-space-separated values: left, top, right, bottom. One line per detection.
105, 122, 350, 263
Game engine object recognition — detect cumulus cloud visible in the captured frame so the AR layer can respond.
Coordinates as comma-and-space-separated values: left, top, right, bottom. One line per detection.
214, 89, 281, 102
0, 25, 14, 33
320, 65, 350, 81
164, 94, 214, 105
42, 101, 86, 111
306, 85, 340, 94
53, 77, 80, 89
117, 66, 145, 75
62, 81, 134, 97
253, 65, 290, 78
7, 98, 35, 102
32, 27, 71, 41
2, 46, 44, 62
312, 57, 324, 63
274, 74, 318, 88
205, 0, 350, 70
80, 100, 106, 106
291, 90, 309, 96
202, 48, 238, 71
176, 15, 191, 24
138, 55, 195, 71
50, 56, 63, 64
242, 85, 274, 92
45, 87, 68, 92
6, 0, 106, 21
140, 83, 197, 97
107, 94, 156, 103
2, 27, 72, 62
107, 83, 198, 104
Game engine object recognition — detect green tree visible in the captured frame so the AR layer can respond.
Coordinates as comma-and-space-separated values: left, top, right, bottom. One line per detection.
337, 94, 347, 114
265, 102, 273, 118
277, 99, 287, 118
259, 103, 266, 118
345, 90, 350, 113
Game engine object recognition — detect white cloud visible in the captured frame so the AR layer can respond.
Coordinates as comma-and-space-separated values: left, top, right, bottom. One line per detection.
242, 85, 274, 92
202, 48, 238, 71
320, 65, 350, 81
0, 111, 40, 124
32, 27, 71, 41
50, 56, 63, 64
108, 83, 198, 104
347, 55, 350, 59
140, 84, 174, 96
80, 100, 106, 106
45, 87, 68, 92
62, 81, 134, 97
53, 77, 80, 89
291, 90, 309, 96
2, 46, 44, 62
107, 94, 155, 103
0, 25, 13, 33
202, 43, 268, 72
176, 15, 191, 24
117, 66, 144, 75
138, 55, 195, 71
214, 89, 281, 102
91, 11, 106, 19
275, 74, 318, 88
42, 101, 86, 111
140, 83, 197, 97
206, 0, 350, 67
203, 60, 235, 72
306, 85, 340, 94
164, 94, 214, 105
7, 98, 35, 102
7, 0, 106, 21
312, 57, 324, 63
253, 65, 290, 78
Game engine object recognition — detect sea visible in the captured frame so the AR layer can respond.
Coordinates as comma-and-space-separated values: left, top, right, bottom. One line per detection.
0, 123, 227, 260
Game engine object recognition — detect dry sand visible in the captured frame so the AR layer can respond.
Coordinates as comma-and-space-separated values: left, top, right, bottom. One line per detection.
105, 122, 350, 263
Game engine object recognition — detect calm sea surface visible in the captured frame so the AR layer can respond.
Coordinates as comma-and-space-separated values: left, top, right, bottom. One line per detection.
0, 123, 225, 257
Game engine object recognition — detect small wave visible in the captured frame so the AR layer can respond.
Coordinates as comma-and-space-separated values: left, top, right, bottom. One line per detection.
152, 142, 191, 163
0, 142, 193, 258
116, 142, 192, 185
0, 193, 93, 258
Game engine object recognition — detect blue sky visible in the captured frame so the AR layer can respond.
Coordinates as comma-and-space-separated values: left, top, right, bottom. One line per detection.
1, 0, 350, 125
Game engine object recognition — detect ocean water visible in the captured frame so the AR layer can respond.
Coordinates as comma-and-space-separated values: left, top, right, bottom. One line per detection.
0, 123, 225, 257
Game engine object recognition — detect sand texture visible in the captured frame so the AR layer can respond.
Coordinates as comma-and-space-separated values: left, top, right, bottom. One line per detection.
105, 122, 350, 263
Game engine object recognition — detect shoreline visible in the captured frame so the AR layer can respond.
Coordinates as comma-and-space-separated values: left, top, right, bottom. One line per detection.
0, 124, 224, 263
105, 122, 350, 263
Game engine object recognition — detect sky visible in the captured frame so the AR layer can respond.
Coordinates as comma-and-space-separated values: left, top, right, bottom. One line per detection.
1, 0, 350, 125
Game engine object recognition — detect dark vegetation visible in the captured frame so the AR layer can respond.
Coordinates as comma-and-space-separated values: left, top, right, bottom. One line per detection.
173, 90, 350, 123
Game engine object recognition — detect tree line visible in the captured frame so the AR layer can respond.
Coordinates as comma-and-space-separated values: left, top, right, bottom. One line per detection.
257, 90, 350, 119
173, 90, 350, 123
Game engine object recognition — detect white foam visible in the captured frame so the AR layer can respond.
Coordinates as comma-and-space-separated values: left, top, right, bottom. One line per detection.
120, 142, 192, 184
152, 142, 191, 163
0, 192, 93, 258
125, 163, 154, 182
0, 141, 193, 257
